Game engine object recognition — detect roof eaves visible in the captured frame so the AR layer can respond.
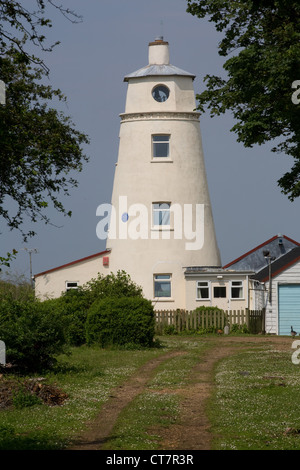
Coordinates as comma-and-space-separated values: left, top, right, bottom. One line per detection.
124, 64, 196, 82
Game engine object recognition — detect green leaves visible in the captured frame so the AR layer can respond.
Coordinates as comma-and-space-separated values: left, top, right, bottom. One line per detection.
0, 250, 17, 269
0, 2, 88, 259
187, 0, 300, 199
0, 41, 89, 243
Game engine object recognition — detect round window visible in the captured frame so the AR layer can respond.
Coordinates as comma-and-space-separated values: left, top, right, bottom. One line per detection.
152, 85, 170, 102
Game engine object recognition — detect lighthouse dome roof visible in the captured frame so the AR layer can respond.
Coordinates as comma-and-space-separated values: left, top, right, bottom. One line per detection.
124, 37, 195, 82
124, 63, 195, 82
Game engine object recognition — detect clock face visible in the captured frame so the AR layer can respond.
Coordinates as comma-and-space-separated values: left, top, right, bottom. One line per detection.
152, 85, 170, 102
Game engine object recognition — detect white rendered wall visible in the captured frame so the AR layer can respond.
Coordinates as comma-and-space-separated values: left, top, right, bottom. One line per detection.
35, 253, 110, 300
106, 40, 221, 309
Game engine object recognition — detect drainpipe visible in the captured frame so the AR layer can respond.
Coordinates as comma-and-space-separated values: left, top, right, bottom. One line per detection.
263, 251, 276, 304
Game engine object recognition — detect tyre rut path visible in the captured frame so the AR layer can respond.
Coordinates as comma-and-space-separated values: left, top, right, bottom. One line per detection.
68, 336, 291, 450
68, 350, 185, 450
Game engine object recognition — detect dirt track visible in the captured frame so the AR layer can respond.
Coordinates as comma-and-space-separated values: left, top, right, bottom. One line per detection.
68, 336, 294, 450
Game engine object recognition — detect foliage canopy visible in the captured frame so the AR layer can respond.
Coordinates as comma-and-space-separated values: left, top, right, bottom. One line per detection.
0, 1, 89, 264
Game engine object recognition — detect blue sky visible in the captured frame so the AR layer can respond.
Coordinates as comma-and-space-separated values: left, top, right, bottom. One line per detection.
1, 0, 300, 281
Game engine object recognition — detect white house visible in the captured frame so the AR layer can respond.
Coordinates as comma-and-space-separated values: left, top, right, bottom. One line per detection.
184, 267, 255, 312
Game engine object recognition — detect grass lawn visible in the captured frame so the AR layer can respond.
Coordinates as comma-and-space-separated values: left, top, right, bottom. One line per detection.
0, 335, 300, 450
209, 343, 300, 450
0, 344, 166, 450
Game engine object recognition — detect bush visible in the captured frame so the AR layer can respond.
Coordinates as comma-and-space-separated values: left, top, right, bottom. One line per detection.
230, 323, 250, 334
193, 305, 226, 332
52, 270, 145, 346
83, 270, 143, 303
86, 297, 155, 348
50, 290, 91, 346
0, 299, 68, 372
0, 275, 34, 302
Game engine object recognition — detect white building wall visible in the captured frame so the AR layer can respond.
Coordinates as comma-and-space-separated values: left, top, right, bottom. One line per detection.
35, 252, 110, 300
107, 39, 221, 309
249, 280, 266, 311
184, 274, 251, 312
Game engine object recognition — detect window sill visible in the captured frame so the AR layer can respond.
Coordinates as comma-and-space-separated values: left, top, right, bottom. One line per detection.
151, 159, 173, 163
151, 227, 174, 231
153, 298, 174, 302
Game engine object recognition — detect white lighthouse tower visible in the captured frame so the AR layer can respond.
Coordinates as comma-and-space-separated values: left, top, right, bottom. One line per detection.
105, 37, 221, 308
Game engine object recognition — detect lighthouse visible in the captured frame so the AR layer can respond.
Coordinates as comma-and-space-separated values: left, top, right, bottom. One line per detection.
104, 37, 221, 308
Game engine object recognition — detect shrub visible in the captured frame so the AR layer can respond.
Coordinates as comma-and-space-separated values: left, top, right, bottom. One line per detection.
0, 299, 68, 372
51, 290, 91, 346
86, 297, 155, 348
193, 305, 226, 331
230, 323, 250, 334
83, 270, 143, 303
53, 270, 145, 346
163, 325, 178, 335
0, 275, 34, 302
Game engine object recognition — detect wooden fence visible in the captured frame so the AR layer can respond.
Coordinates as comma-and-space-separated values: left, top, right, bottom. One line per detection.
155, 309, 265, 335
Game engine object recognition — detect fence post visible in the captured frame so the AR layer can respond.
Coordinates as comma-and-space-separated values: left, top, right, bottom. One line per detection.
261, 308, 266, 334
246, 308, 250, 330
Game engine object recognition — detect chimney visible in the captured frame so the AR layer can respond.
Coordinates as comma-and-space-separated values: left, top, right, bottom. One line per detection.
148, 37, 170, 65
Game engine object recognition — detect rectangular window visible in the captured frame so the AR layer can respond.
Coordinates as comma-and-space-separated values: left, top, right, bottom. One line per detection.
66, 281, 78, 291
154, 274, 171, 298
196, 281, 210, 299
152, 135, 170, 158
214, 286, 226, 298
152, 202, 170, 227
231, 281, 243, 299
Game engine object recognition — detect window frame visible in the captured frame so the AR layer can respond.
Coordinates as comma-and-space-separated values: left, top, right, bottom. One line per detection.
152, 202, 171, 228
66, 281, 79, 292
152, 84, 170, 103
154, 274, 172, 299
230, 280, 244, 299
213, 286, 227, 298
152, 134, 170, 161
196, 281, 211, 300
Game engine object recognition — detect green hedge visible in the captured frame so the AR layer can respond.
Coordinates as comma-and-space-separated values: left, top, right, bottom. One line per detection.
86, 297, 155, 348
48, 290, 91, 347
0, 299, 68, 372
